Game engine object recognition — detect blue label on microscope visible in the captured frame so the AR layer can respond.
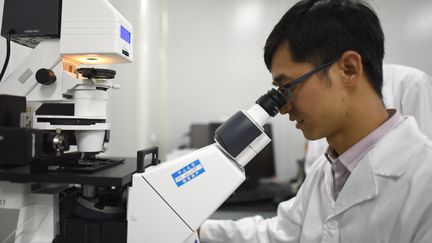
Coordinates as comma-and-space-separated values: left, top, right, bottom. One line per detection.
172, 160, 205, 187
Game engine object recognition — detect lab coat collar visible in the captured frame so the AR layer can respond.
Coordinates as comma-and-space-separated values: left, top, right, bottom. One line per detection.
368, 116, 427, 177
328, 116, 427, 217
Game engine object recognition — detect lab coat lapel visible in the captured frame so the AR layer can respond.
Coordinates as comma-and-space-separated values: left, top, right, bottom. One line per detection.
328, 117, 426, 218
330, 155, 378, 217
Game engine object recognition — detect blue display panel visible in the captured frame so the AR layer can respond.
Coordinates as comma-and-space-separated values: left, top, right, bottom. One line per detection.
120, 25, 131, 44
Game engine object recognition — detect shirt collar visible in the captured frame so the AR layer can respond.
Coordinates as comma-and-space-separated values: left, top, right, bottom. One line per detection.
325, 109, 402, 171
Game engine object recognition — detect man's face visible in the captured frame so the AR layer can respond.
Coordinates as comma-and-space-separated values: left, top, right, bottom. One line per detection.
271, 44, 349, 140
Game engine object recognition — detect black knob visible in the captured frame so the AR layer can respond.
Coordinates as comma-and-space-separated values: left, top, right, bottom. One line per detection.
36, 68, 57, 85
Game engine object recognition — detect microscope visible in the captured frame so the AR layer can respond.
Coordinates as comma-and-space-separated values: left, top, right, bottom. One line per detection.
127, 88, 286, 243
0, 0, 134, 242
0, 0, 132, 160
0, 0, 287, 242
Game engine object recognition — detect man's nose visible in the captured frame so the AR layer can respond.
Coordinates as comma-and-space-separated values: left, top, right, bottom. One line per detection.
280, 101, 293, 114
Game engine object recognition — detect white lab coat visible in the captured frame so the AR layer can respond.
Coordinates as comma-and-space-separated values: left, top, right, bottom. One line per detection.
200, 117, 432, 243
304, 64, 432, 174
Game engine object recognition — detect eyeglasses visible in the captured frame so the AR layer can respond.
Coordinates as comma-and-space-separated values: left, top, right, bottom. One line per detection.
278, 59, 338, 102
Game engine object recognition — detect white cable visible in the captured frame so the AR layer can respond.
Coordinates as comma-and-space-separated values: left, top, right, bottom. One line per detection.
1, 205, 51, 243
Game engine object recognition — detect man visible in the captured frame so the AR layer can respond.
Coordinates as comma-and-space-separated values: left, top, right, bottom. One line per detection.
199, 0, 432, 242
304, 64, 432, 174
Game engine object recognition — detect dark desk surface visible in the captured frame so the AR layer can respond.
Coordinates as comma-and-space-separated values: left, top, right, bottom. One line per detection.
213, 202, 280, 220
212, 182, 297, 220
219, 201, 279, 212
0, 157, 137, 187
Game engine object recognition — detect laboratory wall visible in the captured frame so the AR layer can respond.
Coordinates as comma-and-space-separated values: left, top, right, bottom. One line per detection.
1, 0, 431, 181
107, 0, 307, 181
375, 0, 432, 75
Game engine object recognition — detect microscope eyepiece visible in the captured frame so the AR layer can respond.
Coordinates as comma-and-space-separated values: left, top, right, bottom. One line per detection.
256, 89, 286, 117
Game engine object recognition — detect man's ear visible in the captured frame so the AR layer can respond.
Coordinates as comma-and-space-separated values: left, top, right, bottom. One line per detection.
338, 50, 363, 86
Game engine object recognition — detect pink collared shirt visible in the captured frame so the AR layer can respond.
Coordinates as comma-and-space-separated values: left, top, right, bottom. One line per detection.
325, 109, 403, 200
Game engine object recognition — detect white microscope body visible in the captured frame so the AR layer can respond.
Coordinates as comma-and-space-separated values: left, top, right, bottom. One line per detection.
128, 90, 285, 243
0, 0, 133, 242
0, 0, 133, 153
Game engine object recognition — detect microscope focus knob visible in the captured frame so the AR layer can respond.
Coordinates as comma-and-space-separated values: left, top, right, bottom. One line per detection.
36, 68, 57, 85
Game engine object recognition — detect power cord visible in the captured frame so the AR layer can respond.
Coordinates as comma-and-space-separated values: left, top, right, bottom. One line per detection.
0, 30, 14, 82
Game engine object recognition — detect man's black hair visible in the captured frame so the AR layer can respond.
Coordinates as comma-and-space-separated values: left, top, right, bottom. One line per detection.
264, 0, 385, 97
